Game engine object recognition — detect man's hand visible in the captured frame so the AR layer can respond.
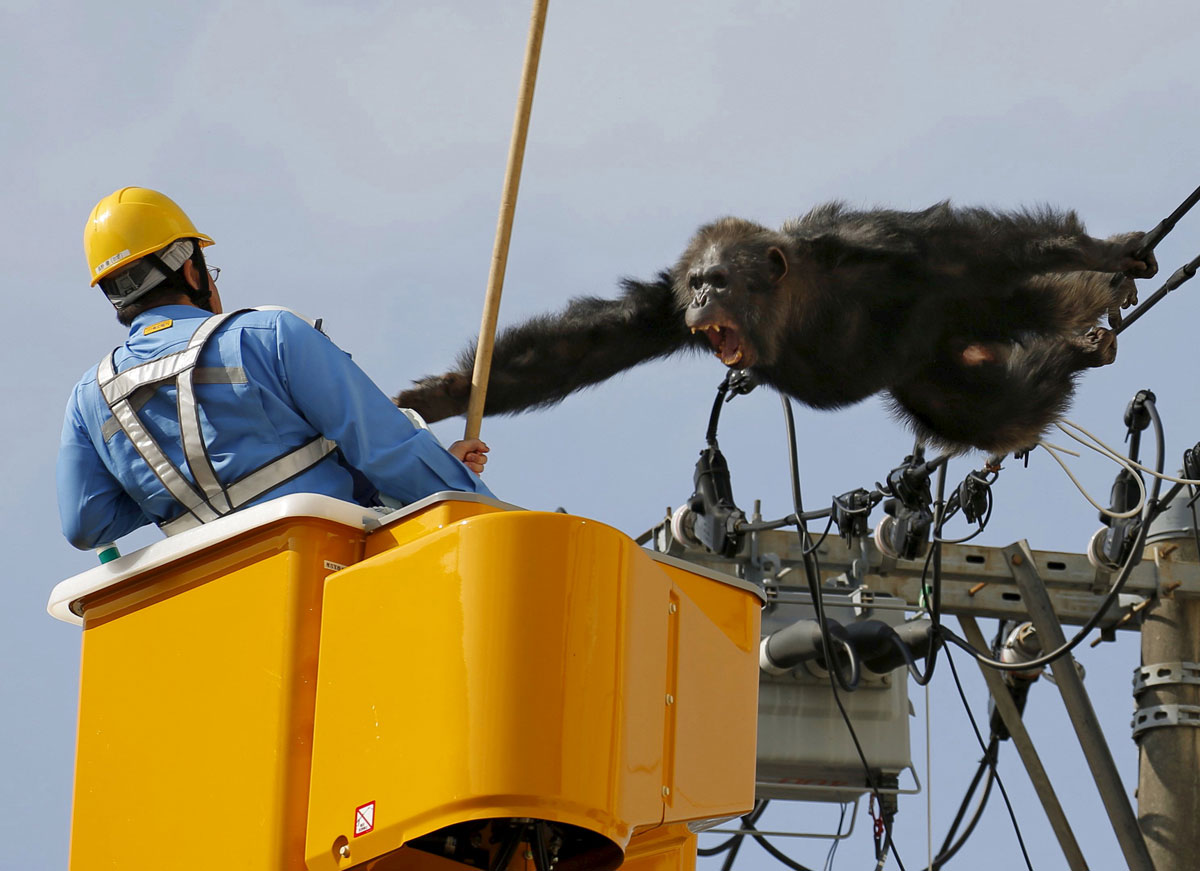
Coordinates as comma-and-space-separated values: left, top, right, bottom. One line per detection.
449, 438, 490, 474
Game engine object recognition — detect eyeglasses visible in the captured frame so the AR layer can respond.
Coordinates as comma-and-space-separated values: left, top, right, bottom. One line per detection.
207, 266, 221, 283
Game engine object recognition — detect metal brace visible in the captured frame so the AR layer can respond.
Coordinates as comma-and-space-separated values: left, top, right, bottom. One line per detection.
1132, 661, 1200, 694
1131, 704, 1200, 740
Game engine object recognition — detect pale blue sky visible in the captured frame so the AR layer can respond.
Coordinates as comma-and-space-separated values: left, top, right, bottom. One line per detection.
5, 1, 1200, 868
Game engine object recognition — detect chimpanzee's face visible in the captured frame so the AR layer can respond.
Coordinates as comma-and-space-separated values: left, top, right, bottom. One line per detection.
676, 221, 791, 370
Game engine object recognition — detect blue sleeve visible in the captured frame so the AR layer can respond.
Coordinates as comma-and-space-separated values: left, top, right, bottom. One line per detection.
56, 389, 151, 549
272, 314, 495, 503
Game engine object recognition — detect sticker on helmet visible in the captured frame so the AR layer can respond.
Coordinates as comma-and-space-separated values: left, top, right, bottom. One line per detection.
96, 249, 131, 275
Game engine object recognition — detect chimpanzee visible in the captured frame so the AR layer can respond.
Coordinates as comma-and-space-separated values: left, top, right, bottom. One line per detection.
396, 202, 1156, 455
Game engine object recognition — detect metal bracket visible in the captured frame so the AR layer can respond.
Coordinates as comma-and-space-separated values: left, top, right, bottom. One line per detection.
1131, 704, 1200, 739
704, 797, 860, 841
1004, 541, 1155, 871
1132, 661, 1200, 694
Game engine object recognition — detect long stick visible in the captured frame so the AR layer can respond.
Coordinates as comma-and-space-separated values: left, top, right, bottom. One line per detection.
464, 0, 550, 440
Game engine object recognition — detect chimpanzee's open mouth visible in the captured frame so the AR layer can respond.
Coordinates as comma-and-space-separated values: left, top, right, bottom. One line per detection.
691, 323, 751, 368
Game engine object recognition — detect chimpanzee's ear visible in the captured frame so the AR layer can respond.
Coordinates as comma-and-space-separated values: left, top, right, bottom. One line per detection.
767, 246, 789, 283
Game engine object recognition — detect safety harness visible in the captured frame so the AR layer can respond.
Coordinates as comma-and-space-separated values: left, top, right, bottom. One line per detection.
96, 309, 337, 535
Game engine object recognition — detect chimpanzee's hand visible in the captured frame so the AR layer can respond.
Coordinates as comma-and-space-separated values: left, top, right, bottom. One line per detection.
1105, 231, 1158, 279
395, 372, 471, 423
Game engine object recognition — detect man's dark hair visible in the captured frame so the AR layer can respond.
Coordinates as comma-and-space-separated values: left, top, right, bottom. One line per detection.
114, 245, 211, 326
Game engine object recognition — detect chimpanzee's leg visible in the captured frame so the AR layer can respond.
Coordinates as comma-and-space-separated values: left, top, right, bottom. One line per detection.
888, 334, 1110, 455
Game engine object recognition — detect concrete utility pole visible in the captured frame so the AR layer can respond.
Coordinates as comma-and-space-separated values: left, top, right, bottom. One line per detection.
1137, 495, 1200, 871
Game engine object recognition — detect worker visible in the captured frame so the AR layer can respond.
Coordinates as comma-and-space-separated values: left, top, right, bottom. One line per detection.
57, 187, 492, 550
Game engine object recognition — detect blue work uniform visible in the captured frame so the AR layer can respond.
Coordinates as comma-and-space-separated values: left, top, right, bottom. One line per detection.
57, 305, 492, 550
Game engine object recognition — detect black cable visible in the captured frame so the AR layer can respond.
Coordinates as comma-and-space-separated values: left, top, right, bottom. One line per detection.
698, 800, 770, 858
928, 630, 1004, 867
915, 738, 998, 871
1114, 251, 1200, 336
532, 821, 552, 871
907, 463, 947, 687
802, 513, 837, 555
1143, 182, 1200, 251
722, 803, 770, 871
865, 621, 936, 685
748, 832, 817, 871
937, 753, 991, 854
944, 647, 1035, 871
887, 829, 909, 871
1108, 181, 1200, 296
737, 813, 818, 871
738, 508, 833, 533
933, 767, 995, 868
719, 830, 745, 871
706, 376, 731, 446
698, 836, 740, 858
779, 395, 910, 870
490, 824, 523, 871
934, 487, 994, 545
942, 397, 1168, 672
780, 395, 860, 691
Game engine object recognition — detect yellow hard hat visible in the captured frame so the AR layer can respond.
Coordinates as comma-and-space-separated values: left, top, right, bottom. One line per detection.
84, 187, 214, 286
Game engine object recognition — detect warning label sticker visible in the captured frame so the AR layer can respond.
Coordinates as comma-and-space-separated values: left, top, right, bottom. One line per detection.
354, 801, 375, 837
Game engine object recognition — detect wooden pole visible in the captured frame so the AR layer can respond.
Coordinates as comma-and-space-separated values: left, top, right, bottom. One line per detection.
464, 0, 550, 441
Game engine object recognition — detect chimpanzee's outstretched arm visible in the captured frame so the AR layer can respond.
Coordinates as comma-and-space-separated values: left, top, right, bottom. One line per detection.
396, 272, 699, 422
792, 203, 1157, 281
938, 208, 1158, 277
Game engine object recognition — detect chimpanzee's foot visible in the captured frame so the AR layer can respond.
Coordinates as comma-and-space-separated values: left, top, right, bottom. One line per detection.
1074, 326, 1117, 368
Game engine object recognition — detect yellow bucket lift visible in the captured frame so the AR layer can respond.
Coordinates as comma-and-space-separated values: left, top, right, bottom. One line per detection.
49, 493, 764, 871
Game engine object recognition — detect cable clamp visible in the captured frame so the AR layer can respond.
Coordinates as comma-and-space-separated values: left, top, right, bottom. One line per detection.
1131, 661, 1200, 694
1131, 703, 1200, 740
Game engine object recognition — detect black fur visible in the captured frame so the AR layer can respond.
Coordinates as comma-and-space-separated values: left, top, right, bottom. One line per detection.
397, 202, 1155, 454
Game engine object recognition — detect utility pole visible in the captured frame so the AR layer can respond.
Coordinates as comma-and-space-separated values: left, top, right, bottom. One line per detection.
1137, 494, 1200, 871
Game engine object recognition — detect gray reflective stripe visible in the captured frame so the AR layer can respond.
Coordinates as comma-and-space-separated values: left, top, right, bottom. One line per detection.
224, 437, 338, 509
99, 313, 236, 401
101, 348, 198, 402
101, 386, 153, 442
159, 437, 338, 536
196, 366, 247, 385
98, 353, 223, 526
176, 315, 236, 512
100, 368, 248, 441
159, 510, 202, 536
